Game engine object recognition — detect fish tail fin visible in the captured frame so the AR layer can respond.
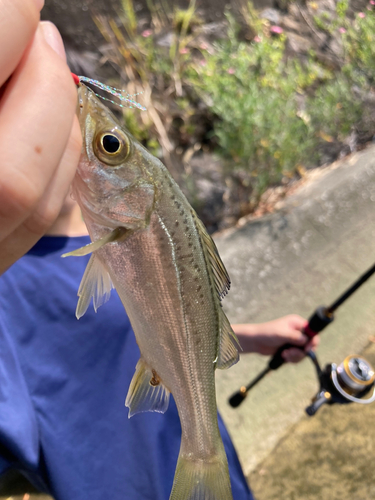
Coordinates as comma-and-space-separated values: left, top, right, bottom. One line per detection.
169, 451, 233, 500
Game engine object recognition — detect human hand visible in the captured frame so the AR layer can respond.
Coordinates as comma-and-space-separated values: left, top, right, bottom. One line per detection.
0, 0, 82, 274
232, 314, 320, 363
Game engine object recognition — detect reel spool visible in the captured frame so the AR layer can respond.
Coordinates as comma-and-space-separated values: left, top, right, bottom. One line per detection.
332, 355, 375, 403
306, 354, 375, 416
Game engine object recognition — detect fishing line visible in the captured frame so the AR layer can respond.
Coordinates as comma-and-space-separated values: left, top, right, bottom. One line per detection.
71, 73, 146, 111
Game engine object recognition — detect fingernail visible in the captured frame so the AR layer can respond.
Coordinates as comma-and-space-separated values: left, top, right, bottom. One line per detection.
40, 22, 66, 61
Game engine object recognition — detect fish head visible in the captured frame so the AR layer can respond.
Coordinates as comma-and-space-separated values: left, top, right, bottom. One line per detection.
73, 84, 157, 230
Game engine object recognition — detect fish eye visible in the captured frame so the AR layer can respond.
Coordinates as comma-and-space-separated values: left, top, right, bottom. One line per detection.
102, 134, 121, 154
94, 129, 130, 166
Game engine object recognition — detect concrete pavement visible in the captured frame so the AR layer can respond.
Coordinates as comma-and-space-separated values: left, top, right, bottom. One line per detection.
214, 146, 375, 475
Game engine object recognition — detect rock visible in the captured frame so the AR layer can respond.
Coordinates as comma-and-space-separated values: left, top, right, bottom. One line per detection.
200, 21, 228, 40
281, 15, 306, 34
155, 32, 174, 48
286, 32, 313, 55
259, 8, 281, 24
185, 152, 228, 232
314, 0, 336, 16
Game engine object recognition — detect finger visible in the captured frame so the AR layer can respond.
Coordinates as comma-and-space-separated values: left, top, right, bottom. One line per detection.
287, 314, 309, 331
282, 347, 305, 364
23, 116, 82, 235
304, 336, 320, 352
0, 23, 77, 241
0, 117, 82, 274
39, 21, 66, 61
0, 0, 42, 86
279, 329, 309, 347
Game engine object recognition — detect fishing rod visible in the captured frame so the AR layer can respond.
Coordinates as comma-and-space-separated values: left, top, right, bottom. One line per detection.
229, 261, 375, 410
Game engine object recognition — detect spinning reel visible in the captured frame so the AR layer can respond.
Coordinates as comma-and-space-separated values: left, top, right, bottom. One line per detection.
229, 262, 375, 413
305, 352, 375, 416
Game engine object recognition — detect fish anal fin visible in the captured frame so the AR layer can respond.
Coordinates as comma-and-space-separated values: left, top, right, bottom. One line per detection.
216, 311, 241, 370
76, 254, 114, 319
125, 359, 170, 418
194, 215, 231, 299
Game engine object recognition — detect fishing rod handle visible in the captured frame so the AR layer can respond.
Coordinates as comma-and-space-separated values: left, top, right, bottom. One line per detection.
268, 306, 335, 371
229, 388, 248, 408
268, 343, 302, 370
304, 306, 334, 338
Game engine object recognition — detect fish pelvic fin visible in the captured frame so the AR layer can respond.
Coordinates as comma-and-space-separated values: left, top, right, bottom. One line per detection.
216, 312, 241, 370
125, 358, 170, 418
62, 227, 130, 257
75, 254, 114, 319
170, 452, 233, 500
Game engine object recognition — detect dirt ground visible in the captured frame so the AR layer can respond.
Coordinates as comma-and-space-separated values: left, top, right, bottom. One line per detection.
248, 340, 375, 500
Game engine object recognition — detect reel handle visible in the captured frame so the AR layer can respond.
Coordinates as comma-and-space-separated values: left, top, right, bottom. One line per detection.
305, 392, 331, 416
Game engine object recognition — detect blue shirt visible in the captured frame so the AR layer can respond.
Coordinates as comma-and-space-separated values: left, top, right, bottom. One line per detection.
0, 236, 253, 499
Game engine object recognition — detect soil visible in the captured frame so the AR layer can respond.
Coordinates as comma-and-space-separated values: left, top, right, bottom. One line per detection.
248, 340, 375, 500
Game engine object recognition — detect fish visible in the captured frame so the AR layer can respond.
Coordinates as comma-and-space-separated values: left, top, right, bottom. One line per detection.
63, 83, 241, 500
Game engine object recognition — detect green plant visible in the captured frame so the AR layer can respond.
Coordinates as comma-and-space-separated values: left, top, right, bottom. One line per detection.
188, 14, 323, 203
312, 0, 349, 34
307, 75, 363, 141
342, 9, 375, 84
94, 0, 375, 221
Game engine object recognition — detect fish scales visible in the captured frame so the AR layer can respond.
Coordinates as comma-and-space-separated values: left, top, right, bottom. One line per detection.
94, 185, 220, 457
67, 84, 240, 500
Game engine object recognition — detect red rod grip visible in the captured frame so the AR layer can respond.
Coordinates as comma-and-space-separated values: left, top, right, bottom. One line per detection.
304, 325, 318, 339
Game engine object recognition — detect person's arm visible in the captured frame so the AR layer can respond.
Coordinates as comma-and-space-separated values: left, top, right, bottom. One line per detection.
232, 314, 319, 363
0, 0, 82, 274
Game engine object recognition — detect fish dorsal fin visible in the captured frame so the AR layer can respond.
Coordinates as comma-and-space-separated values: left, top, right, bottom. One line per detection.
216, 311, 241, 369
125, 358, 170, 418
195, 216, 231, 300
75, 254, 114, 319
193, 214, 239, 368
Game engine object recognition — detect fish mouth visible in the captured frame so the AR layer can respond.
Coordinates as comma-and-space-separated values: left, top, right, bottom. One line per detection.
77, 84, 90, 134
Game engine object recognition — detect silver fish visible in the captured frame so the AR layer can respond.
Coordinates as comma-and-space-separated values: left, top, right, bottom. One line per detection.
64, 84, 241, 500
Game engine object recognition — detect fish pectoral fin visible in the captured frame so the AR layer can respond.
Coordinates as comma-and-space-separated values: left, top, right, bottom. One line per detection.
194, 214, 231, 300
216, 312, 241, 370
61, 227, 130, 257
75, 254, 114, 319
125, 359, 170, 418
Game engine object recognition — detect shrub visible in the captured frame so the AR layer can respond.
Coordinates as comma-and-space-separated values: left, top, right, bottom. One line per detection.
189, 16, 323, 200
